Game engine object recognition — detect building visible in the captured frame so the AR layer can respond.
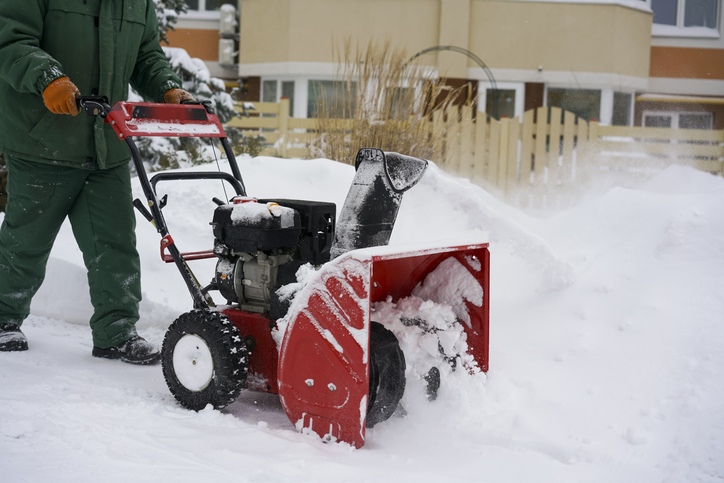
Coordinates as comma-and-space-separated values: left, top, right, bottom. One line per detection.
167, 0, 724, 129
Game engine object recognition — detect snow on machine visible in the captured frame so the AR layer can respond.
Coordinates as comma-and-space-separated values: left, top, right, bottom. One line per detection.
79, 97, 490, 448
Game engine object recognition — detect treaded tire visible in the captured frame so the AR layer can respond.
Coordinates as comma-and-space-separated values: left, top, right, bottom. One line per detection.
162, 309, 248, 411
366, 321, 406, 428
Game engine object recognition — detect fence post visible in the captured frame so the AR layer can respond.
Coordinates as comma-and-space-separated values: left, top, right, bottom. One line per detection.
588, 120, 599, 147
460, 106, 474, 178
279, 97, 290, 158
498, 117, 510, 192
506, 116, 520, 197
473, 114, 488, 185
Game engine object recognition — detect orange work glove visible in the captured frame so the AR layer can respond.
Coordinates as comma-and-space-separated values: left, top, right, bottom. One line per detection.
43, 77, 80, 116
163, 88, 195, 104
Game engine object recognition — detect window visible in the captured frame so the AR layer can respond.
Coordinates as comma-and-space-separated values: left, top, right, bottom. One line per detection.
385, 87, 418, 120
307, 80, 357, 119
612, 92, 633, 126
281, 81, 295, 117
547, 88, 601, 122
185, 0, 236, 13
485, 89, 516, 119
478, 82, 524, 119
643, 111, 713, 129
262, 80, 295, 117
651, 0, 719, 33
262, 80, 277, 103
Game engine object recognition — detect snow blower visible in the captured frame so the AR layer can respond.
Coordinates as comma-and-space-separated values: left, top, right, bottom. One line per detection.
78, 97, 490, 448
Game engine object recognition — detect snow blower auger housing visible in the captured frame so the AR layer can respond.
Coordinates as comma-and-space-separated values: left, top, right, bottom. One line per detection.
84, 96, 490, 448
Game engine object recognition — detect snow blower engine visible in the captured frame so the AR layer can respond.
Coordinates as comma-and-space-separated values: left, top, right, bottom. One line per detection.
209, 197, 335, 317
79, 96, 490, 448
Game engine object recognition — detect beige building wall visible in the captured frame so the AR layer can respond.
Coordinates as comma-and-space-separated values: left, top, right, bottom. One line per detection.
239, 0, 651, 81
469, 1, 650, 79
240, 0, 440, 66
239, 0, 292, 64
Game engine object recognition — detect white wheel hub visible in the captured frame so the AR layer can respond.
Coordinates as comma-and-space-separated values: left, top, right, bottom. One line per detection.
173, 334, 214, 392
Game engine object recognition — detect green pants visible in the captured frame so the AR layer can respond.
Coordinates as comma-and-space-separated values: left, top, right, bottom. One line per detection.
0, 156, 141, 348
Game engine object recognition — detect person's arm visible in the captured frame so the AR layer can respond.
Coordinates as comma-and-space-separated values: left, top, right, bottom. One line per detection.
130, 0, 185, 103
0, 0, 66, 96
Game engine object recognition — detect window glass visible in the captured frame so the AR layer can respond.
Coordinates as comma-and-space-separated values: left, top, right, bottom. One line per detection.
644, 114, 673, 128
386, 87, 414, 120
485, 89, 516, 119
679, 113, 713, 129
612, 92, 632, 126
186, 0, 199, 9
281, 81, 295, 117
652, 0, 679, 25
546, 88, 601, 122
684, 0, 719, 27
308, 80, 357, 119
262, 80, 277, 103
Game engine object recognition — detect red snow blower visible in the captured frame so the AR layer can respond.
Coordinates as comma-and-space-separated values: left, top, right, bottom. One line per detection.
79, 96, 489, 448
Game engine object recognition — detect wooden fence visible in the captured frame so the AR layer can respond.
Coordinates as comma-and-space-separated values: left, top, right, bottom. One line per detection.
227, 101, 724, 208
228, 98, 321, 159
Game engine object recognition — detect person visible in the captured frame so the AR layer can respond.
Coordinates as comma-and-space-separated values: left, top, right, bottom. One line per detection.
0, 0, 194, 364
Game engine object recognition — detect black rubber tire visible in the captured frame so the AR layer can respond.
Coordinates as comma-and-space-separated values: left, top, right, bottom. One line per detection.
162, 309, 248, 411
366, 322, 406, 428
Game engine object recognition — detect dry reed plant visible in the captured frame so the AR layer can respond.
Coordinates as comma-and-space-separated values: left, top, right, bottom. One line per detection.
308, 39, 467, 165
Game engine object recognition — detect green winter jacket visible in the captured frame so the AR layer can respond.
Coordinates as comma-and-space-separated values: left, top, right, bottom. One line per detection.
0, 0, 182, 169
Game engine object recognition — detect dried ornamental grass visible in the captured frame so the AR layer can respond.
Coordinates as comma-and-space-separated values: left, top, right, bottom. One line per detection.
309, 40, 467, 165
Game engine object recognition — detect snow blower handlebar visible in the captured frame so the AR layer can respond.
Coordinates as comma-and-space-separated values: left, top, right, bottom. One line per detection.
77, 96, 248, 309
77, 95, 112, 118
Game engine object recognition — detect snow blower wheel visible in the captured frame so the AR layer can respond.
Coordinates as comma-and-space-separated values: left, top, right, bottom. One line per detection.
162, 309, 248, 411
366, 322, 406, 428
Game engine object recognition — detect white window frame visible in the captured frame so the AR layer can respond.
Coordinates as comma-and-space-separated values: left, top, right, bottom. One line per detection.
642, 110, 714, 129
477, 82, 524, 119
649, 0, 721, 37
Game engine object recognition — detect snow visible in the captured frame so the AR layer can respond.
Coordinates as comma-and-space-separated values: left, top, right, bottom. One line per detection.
126, 118, 222, 136
2, 155, 724, 482
228, 199, 296, 228
410, 256, 484, 328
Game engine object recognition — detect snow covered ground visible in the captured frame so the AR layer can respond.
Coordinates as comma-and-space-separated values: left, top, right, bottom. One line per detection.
1, 155, 723, 482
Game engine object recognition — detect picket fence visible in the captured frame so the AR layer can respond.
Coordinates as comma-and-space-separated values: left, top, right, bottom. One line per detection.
227, 99, 724, 208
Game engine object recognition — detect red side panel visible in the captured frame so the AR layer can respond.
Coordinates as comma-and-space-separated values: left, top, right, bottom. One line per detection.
105, 102, 226, 139
278, 256, 371, 448
222, 309, 279, 393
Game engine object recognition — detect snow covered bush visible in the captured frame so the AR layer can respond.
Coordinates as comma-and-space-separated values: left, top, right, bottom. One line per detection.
154, 0, 187, 45
134, 0, 260, 171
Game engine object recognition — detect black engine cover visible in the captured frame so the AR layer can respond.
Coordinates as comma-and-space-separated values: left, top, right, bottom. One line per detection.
211, 203, 302, 253
211, 199, 335, 263
259, 199, 335, 265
